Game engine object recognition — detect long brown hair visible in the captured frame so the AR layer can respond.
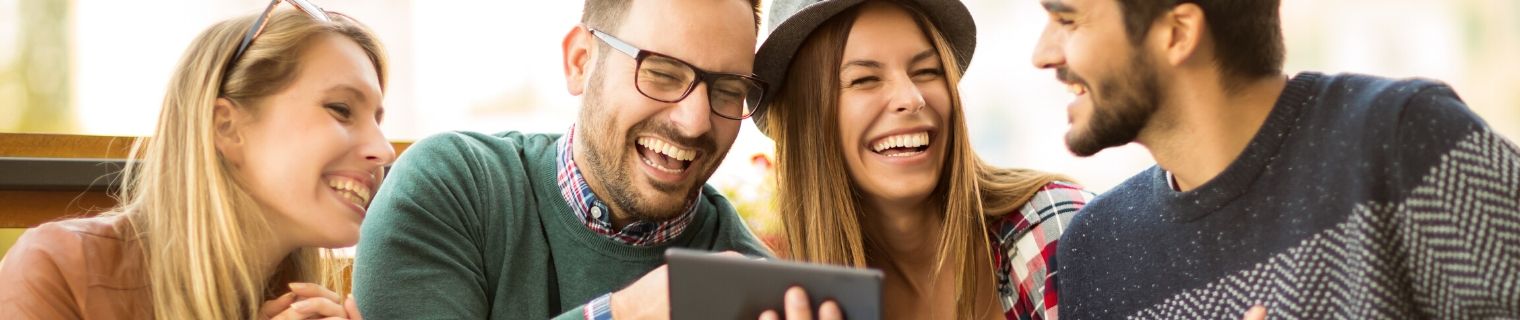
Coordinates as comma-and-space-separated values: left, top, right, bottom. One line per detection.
764, 2, 1068, 318
111, 9, 387, 319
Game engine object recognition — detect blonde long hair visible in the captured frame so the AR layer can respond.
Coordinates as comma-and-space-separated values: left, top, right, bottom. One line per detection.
764, 2, 1067, 318
109, 9, 387, 319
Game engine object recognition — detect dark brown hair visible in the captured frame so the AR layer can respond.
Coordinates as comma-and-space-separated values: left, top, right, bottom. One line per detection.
1117, 0, 1285, 87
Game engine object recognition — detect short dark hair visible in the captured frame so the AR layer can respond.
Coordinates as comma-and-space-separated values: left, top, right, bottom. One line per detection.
581, 0, 763, 33
1117, 0, 1285, 83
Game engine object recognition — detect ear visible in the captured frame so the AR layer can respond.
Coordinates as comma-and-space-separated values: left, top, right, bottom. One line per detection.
1156, 3, 1206, 67
213, 98, 248, 166
562, 25, 595, 96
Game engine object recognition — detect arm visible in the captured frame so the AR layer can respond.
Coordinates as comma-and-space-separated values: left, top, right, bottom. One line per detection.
353, 134, 496, 319
1392, 86, 1520, 317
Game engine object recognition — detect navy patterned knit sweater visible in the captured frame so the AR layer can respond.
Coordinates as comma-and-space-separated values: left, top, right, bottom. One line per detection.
1056, 72, 1520, 319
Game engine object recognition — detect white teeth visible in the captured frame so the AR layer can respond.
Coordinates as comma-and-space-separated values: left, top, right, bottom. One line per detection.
637, 137, 696, 161
641, 155, 684, 173
871, 132, 931, 153
1068, 83, 1087, 95
327, 177, 372, 209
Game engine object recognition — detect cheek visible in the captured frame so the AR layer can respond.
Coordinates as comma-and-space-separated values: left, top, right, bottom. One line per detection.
244, 117, 342, 201
835, 94, 875, 152
1065, 33, 1100, 72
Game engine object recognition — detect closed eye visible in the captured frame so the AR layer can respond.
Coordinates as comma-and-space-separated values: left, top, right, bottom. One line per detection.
847, 76, 880, 87
912, 68, 944, 81
325, 103, 353, 121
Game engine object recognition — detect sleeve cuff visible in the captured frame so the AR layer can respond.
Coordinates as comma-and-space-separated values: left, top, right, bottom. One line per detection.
584, 293, 615, 320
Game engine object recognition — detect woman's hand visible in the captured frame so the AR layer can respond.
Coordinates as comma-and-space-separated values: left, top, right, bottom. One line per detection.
758, 286, 842, 320
260, 282, 363, 320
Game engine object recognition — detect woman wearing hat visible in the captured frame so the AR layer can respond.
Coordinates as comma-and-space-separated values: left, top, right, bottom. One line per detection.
752, 0, 1091, 319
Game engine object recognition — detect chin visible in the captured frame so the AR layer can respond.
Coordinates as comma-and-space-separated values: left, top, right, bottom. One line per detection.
314, 223, 362, 248
865, 181, 937, 206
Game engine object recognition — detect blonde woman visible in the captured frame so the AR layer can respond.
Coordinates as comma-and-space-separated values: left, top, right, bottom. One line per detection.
752, 1, 1092, 319
0, 1, 392, 319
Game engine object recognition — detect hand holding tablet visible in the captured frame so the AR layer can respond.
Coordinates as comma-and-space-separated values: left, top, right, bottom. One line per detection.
665, 248, 883, 320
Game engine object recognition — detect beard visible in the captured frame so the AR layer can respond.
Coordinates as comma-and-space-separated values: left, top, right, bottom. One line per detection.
1063, 51, 1164, 157
578, 70, 719, 222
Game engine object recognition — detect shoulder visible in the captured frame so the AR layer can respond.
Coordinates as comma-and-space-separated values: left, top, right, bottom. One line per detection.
1026, 181, 1098, 209
1308, 72, 1476, 136
1317, 73, 1501, 190
4, 216, 133, 269
387, 131, 563, 190
1313, 72, 1451, 107
0, 216, 142, 316
400, 131, 561, 167
989, 181, 1097, 235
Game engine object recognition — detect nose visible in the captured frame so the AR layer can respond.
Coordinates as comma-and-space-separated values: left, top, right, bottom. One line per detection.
668, 83, 715, 137
357, 121, 397, 167
1032, 24, 1064, 70
891, 77, 927, 114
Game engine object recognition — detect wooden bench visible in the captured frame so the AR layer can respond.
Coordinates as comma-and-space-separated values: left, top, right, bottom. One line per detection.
0, 133, 411, 228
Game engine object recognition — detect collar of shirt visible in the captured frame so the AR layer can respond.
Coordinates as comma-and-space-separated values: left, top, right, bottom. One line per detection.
556, 125, 699, 246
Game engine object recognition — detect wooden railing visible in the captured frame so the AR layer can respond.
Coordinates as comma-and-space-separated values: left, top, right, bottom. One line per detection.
0, 132, 411, 228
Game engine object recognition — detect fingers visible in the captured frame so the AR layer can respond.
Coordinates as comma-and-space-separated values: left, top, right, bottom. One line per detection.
1242, 305, 1267, 320
345, 294, 363, 320
784, 286, 813, 320
271, 296, 347, 320
758, 310, 780, 320
260, 292, 297, 319
288, 282, 342, 302
611, 265, 672, 320
818, 300, 843, 320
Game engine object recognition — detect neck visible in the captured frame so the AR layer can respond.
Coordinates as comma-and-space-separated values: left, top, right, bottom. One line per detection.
862, 196, 943, 275
1139, 73, 1288, 191
260, 231, 299, 285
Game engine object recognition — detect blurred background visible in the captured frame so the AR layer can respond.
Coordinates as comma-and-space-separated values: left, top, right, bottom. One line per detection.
3, 0, 1518, 253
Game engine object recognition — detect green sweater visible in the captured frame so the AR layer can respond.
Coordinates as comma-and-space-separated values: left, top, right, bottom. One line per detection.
353, 131, 772, 319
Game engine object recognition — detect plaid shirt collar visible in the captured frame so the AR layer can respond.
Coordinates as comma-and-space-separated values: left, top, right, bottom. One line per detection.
556, 125, 698, 246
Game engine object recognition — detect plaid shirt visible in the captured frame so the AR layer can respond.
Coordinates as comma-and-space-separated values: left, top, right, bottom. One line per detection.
559, 126, 698, 320
556, 126, 699, 246
989, 181, 1096, 320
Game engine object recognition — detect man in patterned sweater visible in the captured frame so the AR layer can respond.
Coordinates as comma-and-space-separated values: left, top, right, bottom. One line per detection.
1029, 0, 1519, 318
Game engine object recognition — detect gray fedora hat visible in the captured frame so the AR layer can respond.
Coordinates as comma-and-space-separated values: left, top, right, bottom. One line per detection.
749, 0, 977, 136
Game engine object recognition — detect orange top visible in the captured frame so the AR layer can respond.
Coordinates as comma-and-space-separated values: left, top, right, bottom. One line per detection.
0, 215, 151, 319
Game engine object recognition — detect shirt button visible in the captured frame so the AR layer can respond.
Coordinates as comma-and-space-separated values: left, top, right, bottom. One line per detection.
591, 207, 604, 219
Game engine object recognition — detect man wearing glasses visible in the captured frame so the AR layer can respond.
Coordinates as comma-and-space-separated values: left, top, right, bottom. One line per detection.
353, 0, 769, 319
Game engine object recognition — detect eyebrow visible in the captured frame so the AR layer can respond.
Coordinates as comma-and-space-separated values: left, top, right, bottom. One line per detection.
910, 49, 938, 65
1042, 0, 1076, 13
326, 85, 370, 103
842, 49, 940, 71
842, 59, 882, 70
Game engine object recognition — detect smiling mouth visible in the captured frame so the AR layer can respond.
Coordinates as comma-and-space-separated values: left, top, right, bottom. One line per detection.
1066, 82, 1089, 96
636, 137, 697, 174
326, 176, 372, 211
870, 131, 931, 157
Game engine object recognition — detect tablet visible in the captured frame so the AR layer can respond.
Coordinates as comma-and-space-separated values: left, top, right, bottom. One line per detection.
666, 248, 883, 320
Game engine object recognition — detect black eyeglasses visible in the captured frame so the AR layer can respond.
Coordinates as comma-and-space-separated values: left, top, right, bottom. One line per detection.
225, 0, 331, 74
588, 27, 769, 121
